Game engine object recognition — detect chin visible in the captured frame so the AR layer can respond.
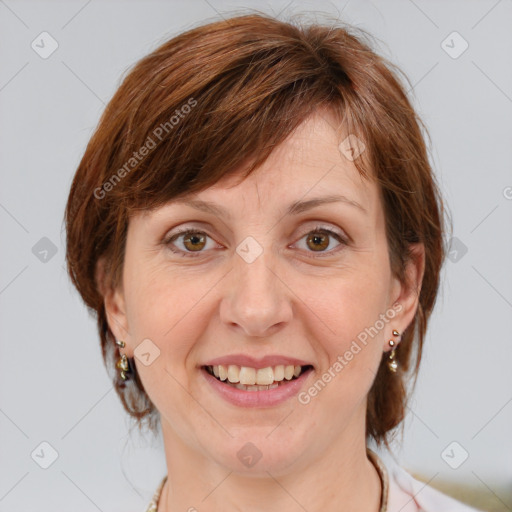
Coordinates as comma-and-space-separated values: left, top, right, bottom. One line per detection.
208, 430, 309, 477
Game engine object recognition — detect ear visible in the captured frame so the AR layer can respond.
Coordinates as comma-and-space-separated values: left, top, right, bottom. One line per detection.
387, 242, 425, 348
95, 257, 132, 355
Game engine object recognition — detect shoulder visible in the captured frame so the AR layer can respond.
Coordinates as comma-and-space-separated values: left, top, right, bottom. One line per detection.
386, 462, 485, 512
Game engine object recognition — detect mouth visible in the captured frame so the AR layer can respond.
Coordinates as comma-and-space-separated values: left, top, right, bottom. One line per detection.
202, 364, 314, 392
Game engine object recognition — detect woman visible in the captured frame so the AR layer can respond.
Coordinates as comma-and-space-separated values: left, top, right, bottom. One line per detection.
64, 13, 484, 512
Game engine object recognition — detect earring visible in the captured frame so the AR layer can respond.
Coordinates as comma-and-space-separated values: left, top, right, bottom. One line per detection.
387, 329, 400, 373
115, 340, 133, 381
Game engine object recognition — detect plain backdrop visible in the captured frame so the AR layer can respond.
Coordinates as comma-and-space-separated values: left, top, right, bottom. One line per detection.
0, 0, 511, 510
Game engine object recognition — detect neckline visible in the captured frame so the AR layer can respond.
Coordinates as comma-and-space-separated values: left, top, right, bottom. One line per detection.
146, 448, 388, 512
367, 447, 389, 512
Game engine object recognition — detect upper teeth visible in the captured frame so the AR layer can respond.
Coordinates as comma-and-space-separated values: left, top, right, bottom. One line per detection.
210, 364, 303, 385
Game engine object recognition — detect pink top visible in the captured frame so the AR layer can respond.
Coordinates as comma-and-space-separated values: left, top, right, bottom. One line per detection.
144, 449, 484, 512
369, 450, 484, 512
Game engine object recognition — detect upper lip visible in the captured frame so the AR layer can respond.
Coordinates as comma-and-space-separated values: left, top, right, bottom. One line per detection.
202, 354, 314, 370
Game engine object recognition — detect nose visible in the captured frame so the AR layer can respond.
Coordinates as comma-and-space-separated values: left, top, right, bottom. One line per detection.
219, 245, 293, 338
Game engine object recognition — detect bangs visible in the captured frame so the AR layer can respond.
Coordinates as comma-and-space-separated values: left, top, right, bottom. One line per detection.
96, 20, 371, 214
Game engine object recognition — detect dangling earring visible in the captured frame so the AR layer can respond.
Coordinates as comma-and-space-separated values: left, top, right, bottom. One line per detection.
115, 340, 133, 381
387, 329, 400, 373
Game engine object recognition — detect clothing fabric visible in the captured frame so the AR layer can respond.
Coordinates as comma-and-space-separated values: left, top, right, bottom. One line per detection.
144, 449, 484, 512
370, 450, 484, 512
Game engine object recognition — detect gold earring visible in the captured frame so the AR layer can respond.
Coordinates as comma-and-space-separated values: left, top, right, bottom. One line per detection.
116, 354, 129, 380
115, 340, 132, 381
387, 329, 400, 373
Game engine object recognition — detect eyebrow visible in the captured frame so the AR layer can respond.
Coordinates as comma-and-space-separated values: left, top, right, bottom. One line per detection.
177, 194, 367, 219
286, 195, 367, 215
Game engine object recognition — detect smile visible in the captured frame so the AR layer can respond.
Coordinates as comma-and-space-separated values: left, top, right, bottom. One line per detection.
205, 364, 313, 390
201, 364, 315, 407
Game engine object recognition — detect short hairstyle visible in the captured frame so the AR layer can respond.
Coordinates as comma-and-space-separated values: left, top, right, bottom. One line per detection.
64, 12, 447, 450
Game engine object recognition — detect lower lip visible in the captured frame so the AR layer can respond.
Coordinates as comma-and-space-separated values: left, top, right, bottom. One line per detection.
201, 367, 314, 408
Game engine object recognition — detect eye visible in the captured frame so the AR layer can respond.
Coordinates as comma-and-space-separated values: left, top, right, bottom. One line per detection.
164, 225, 348, 258
164, 229, 218, 257
292, 226, 348, 257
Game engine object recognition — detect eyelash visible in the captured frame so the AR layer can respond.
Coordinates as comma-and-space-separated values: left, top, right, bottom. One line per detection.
164, 225, 348, 259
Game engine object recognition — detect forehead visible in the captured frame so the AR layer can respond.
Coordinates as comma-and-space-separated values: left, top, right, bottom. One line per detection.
183, 112, 375, 208
140, 110, 379, 223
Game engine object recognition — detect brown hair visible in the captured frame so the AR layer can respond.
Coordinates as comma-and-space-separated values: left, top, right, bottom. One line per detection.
64, 12, 447, 449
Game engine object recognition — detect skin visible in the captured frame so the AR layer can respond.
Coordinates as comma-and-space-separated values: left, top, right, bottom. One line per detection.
101, 109, 425, 512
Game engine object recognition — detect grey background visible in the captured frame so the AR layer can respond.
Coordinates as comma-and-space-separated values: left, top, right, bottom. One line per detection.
1, 0, 511, 510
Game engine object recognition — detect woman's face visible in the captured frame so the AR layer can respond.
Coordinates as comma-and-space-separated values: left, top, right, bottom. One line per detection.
104, 110, 423, 476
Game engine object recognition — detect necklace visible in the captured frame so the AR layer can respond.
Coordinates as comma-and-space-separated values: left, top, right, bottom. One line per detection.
145, 448, 388, 512
367, 447, 389, 512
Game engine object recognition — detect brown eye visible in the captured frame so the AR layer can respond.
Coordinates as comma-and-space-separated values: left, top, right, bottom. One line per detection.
182, 232, 206, 252
306, 232, 330, 252
165, 229, 215, 257
165, 226, 347, 259
294, 226, 347, 257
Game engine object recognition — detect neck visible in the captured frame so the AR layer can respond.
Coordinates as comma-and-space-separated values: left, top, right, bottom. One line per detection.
158, 421, 382, 512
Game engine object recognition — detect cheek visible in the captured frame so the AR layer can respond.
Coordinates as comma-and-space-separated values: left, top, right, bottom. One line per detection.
126, 270, 207, 371
127, 273, 200, 415
316, 267, 391, 372
328, 269, 390, 331
126, 258, 191, 334
127, 281, 169, 339
314, 298, 386, 413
